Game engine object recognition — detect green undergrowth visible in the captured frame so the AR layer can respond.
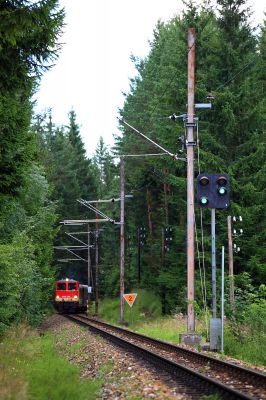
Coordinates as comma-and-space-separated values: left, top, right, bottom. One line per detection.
136, 318, 186, 344
97, 289, 205, 343
96, 291, 266, 366
0, 324, 102, 400
224, 329, 266, 366
97, 289, 162, 325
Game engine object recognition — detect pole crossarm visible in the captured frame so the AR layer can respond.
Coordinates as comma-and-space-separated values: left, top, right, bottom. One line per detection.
61, 219, 109, 224
54, 246, 88, 262
54, 245, 89, 250
78, 199, 116, 223
65, 232, 87, 246
81, 194, 133, 204
118, 117, 186, 162
66, 248, 87, 261
117, 153, 168, 157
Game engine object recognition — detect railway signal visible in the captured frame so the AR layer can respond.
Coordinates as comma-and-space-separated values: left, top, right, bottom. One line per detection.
196, 173, 230, 209
164, 227, 173, 252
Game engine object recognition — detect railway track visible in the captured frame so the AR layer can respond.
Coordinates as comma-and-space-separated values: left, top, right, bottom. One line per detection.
66, 314, 266, 400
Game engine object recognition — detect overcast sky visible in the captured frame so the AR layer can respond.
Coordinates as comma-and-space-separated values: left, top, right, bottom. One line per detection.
34, 0, 265, 157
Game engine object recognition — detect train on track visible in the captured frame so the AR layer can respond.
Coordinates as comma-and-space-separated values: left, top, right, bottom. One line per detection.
54, 278, 89, 313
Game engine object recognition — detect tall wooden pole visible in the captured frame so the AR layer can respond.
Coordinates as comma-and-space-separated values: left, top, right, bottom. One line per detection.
137, 227, 141, 285
227, 216, 235, 306
163, 168, 169, 226
161, 227, 165, 267
87, 223, 91, 288
187, 28, 196, 332
95, 203, 99, 316
119, 156, 125, 323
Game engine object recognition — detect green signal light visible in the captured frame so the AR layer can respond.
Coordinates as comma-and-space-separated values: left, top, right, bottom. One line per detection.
218, 187, 227, 196
200, 197, 208, 205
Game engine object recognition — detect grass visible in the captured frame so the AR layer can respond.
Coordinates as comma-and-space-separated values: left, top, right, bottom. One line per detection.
98, 289, 164, 326
0, 324, 103, 400
224, 329, 266, 366
1, 292, 263, 400
98, 290, 206, 344
136, 317, 184, 344
97, 293, 265, 366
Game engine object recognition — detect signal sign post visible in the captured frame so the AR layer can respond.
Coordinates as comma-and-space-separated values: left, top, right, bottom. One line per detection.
196, 173, 230, 350
123, 293, 137, 325
196, 173, 230, 209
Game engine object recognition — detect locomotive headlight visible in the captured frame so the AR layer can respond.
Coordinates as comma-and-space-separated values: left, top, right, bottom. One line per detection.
74, 295, 78, 299
56, 295, 60, 299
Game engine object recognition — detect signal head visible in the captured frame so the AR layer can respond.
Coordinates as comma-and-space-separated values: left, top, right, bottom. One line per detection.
200, 196, 209, 205
217, 176, 227, 187
199, 176, 209, 186
217, 186, 227, 196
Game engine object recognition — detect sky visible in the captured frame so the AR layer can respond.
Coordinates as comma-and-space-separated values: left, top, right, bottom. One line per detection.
34, 0, 266, 157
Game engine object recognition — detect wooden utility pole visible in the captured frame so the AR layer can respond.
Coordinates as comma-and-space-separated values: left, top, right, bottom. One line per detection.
227, 216, 235, 306
186, 28, 196, 333
95, 204, 99, 316
163, 168, 169, 226
87, 223, 91, 288
137, 227, 141, 285
119, 156, 125, 324
161, 227, 165, 268
146, 188, 153, 235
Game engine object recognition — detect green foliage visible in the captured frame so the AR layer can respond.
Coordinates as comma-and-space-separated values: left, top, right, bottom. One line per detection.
226, 273, 266, 333
0, 234, 55, 335
112, 0, 266, 318
32, 110, 101, 283
0, 0, 63, 333
223, 273, 266, 364
98, 289, 162, 325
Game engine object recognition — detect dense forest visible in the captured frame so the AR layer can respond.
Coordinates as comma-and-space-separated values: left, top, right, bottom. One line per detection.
0, 0, 265, 334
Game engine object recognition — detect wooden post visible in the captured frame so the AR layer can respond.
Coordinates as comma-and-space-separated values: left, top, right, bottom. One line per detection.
119, 157, 125, 324
95, 203, 99, 316
161, 227, 165, 267
87, 223, 91, 288
146, 188, 153, 235
137, 227, 141, 285
186, 28, 196, 332
163, 168, 169, 226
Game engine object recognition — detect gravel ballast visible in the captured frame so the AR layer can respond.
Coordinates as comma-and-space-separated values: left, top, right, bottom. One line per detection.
40, 314, 188, 399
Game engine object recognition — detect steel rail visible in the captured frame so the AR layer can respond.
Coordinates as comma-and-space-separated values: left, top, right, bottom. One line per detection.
66, 314, 258, 400
80, 315, 266, 388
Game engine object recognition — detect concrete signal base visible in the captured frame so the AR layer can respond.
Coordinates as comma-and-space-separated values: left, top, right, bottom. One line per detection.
180, 333, 202, 347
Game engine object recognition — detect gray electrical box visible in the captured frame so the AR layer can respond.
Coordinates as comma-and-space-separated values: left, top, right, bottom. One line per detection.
210, 318, 222, 351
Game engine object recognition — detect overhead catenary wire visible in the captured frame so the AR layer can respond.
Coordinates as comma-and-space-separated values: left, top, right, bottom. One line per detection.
118, 117, 186, 162
78, 199, 115, 223
65, 232, 87, 246
214, 56, 257, 93
118, 153, 168, 157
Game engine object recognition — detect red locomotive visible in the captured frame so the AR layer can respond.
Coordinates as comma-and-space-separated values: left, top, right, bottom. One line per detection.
54, 278, 88, 313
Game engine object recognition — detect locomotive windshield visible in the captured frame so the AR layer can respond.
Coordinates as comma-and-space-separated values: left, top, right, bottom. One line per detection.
57, 282, 66, 290
68, 282, 77, 290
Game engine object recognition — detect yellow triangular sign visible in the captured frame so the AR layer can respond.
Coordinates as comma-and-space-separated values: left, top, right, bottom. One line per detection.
123, 293, 137, 308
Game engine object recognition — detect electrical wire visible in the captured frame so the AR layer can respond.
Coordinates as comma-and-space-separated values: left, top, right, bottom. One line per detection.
78, 199, 115, 223
194, 215, 209, 339
194, 118, 209, 338
214, 56, 257, 93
